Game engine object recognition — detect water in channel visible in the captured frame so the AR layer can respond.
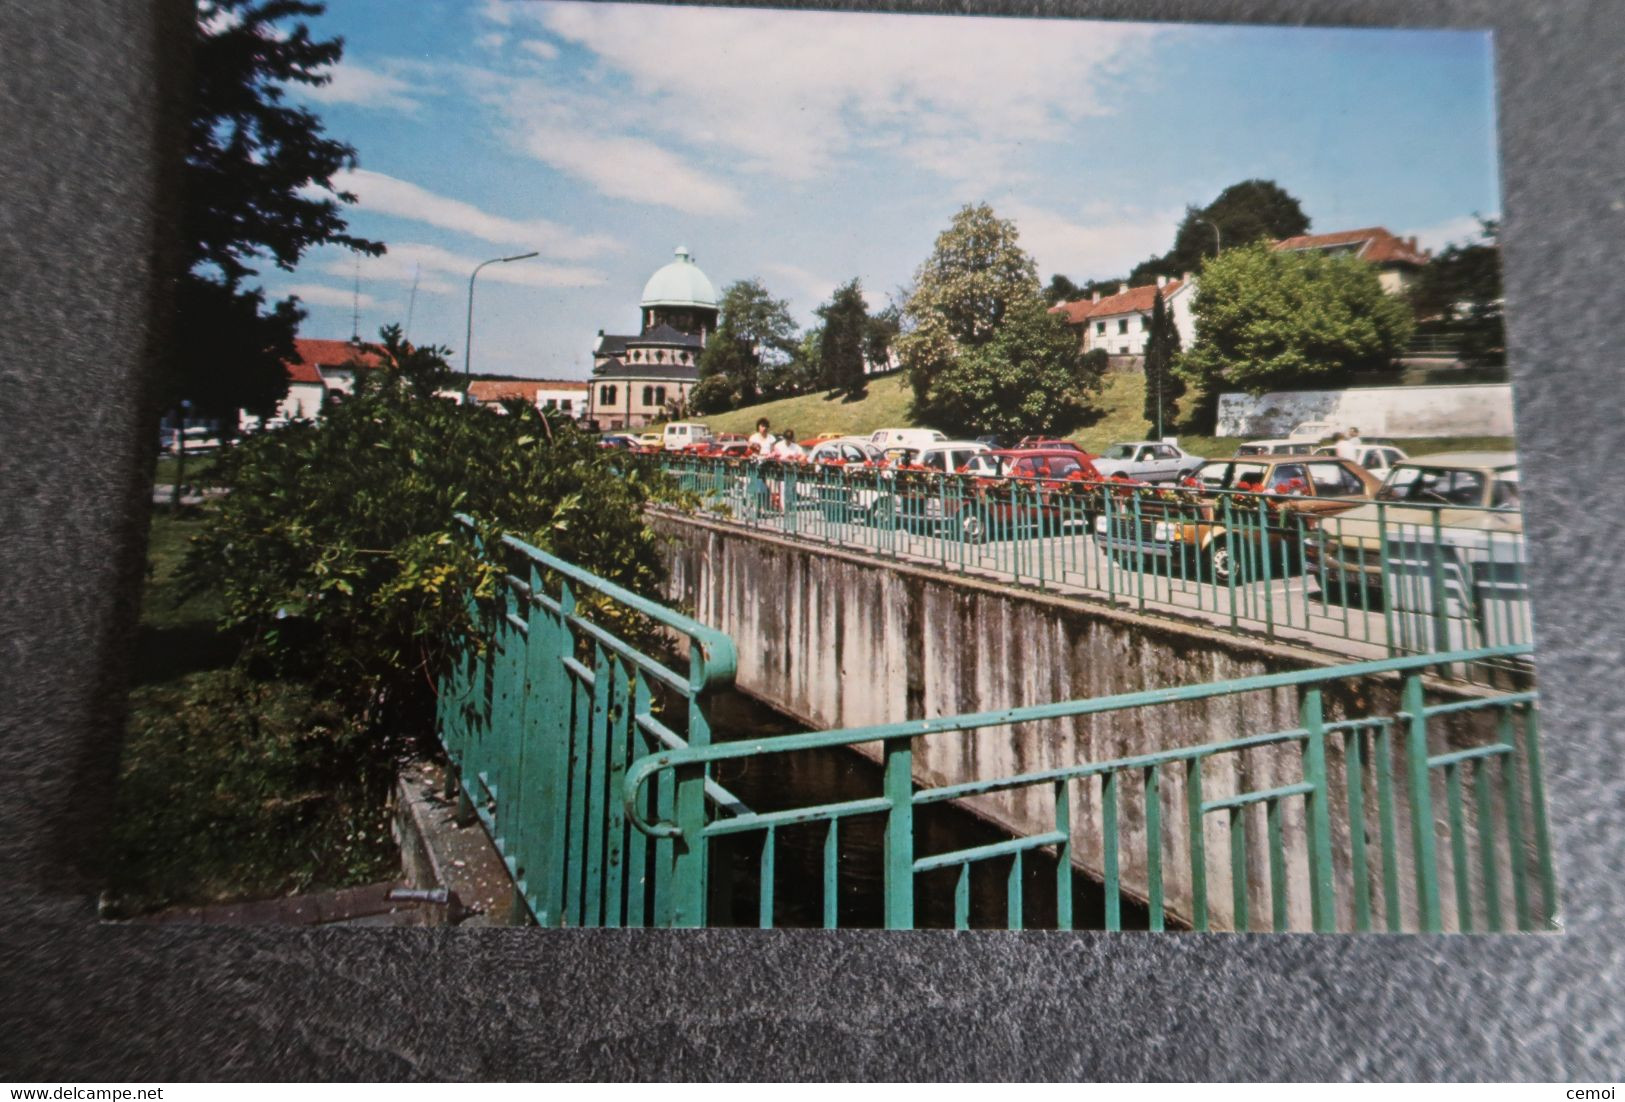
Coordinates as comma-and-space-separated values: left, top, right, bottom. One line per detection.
699, 689, 1155, 931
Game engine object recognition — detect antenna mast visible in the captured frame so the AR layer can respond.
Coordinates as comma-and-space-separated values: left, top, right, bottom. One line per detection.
350, 254, 362, 342
404, 263, 421, 340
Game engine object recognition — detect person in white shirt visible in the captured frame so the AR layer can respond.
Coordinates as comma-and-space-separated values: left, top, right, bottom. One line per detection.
748, 418, 774, 456
771, 428, 805, 460
1335, 427, 1362, 462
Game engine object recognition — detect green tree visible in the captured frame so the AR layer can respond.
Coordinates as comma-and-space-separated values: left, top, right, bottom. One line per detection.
1176, 242, 1415, 431
1128, 179, 1310, 286
921, 297, 1104, 438
1141, 289, 1185, 437
1408, 216, 1505, 367
898, 203, 1042, 415
167, 0, 384, 424
865, 302, 901, 375
183, 327, 674, 743
816, 278, 870, 398
695, 278, 799, 407
1044, 273, 1083, 306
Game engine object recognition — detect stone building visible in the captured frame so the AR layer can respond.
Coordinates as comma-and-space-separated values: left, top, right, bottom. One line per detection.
587, 246, 719, 430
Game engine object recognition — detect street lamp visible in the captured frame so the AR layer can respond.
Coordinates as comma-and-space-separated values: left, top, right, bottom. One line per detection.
463, 251, 539, 403
1194, 217, 1221, 258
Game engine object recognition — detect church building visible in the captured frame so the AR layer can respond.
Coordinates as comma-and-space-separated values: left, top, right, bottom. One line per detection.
587, 246, 719, 429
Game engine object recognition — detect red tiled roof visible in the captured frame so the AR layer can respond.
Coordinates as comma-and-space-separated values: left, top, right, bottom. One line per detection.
1049, 279, 1185, 324
1272, 227, 1430, 266
285, 338, 383, 385
466, 379, 590, 403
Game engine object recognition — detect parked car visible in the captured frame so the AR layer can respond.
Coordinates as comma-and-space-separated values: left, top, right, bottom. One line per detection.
811, 431, 844, 444
1094, 455, 1382, 583
914, 440, 992, 474
920, 448, 1103, 541
869, 427, 948, 451
163, 426, 224, 454
598, 433, 639, 450
974, 434, 1010, 450
637, 431, 664, 450
806, 437, 886, 467
1305, 452, 1521, 596
662, 421, 712, 451
1090, 440, 1205, 482
1236, 439, 1319, 457
1310, 442, 1409, 479
1014, 436, 1090, 455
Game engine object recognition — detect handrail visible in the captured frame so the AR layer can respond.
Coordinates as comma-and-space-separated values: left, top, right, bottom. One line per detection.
455, 512, 737, 692
622, 642, 1532, 837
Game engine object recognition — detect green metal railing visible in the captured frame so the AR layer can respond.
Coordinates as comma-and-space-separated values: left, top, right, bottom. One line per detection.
432, 521, 1553, 932
657, 455, 1533, 683
436, 514, 746, 927
623, 643, 1554, 932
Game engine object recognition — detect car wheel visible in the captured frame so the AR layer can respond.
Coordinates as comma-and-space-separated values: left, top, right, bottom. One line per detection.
1206, 541, 1239, 585
956, 512, 986, 544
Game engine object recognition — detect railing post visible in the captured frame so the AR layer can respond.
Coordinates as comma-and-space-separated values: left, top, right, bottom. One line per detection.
1301, 688, 1337, 932
1403, 674, 1443, 932
882, 734, 915, 929
669, 763, 708, 928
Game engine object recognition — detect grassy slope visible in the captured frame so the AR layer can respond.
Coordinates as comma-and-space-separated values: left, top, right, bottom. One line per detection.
696, 371, 1514, 460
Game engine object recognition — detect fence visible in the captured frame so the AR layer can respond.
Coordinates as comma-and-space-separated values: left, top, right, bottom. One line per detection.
437, 519, 1555, 932
657, 455, 1532, 684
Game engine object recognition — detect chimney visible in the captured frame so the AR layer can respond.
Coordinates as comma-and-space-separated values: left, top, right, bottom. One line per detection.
1181, 271, 1193, 285
1156, 275, 1168, 288
1118, 283, 1128, 296
1408, 235, 1419, 252
1091, 290, 1100, 304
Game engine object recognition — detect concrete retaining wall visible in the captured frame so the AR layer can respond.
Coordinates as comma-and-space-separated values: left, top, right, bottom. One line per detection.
1216, 384, 1515, 439
655, 512, 1525, 932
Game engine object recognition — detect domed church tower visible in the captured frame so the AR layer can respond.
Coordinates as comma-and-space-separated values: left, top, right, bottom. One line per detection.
588, 246, 721, 431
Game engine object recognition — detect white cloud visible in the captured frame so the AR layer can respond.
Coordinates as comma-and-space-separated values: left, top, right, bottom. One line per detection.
283, 282, 383, 309
1407, 213, 1497, 254
333, 169, 620, 260
524, 3, 1164, 185
509, 125, 743, 217
1008, 202, 1185, 282
301, 60, 422, 113
323, 241, 608, 293
761, 261, 838, 314
520, 39, 559, 60
477, 33, 506, 52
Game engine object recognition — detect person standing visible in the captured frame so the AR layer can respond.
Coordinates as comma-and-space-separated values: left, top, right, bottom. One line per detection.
772, 428, 805, 460
1336, 427, 1362, 462
749, 418, 774, 455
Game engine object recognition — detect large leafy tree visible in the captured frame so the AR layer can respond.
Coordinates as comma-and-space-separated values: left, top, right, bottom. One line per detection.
900, 204, 1101, 435
166, 0, 383, 423
816, 278, 870, 398
694, 278, 799, 409
1408, 216, 1505, 367
921, 298, 1103, 438
1128, 179, 1310, 286
1176, 242, 1415, 430
1141, 289, 1184, 437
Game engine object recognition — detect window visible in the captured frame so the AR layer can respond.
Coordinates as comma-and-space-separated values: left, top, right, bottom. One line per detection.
600, 385, 617, 405
1307, 462, 1364, 497
1050, 456, 1082, 478
1141, 316, 1151, 331
543, 398, 557, 409
642, 386, 654, 406
560, 399, 572, 411
1154, 445, 1178, 459
1269, 464, 1308, 492
1118, 319, 1129, 334
1138, 447, 1155, 461
1491, 476, 1520, 510
1095, 322, 1106, 335
922, 451, 947, 471
1195, 461, 1231, 489
655, 387, 668, 407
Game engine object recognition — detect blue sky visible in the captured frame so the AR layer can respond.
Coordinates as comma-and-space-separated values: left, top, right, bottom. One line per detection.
265, 2, 1501, 379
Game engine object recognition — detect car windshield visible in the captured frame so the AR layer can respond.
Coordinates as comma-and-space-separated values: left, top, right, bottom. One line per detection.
1102, 444, 1136, 460
1236, 445, 1266, 456
1379, 466, 1490, 506
1194, 461, 1231, 489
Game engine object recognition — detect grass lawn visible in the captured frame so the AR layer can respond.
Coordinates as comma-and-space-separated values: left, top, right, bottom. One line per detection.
690, 370, 1515, 461
102, 506, 397, 917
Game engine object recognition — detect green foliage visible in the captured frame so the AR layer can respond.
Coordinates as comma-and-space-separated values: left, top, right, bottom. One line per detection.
1044, 273, 1083, 306
817, 278, 870, 398
916, 297, 1104, 438
696, 278, 800, 408
181, 328, 673, 744
1141, 289, 1185, 435
1128, 179, 1310, 286
166, 0, 383, 421
1408, 216, 1505, 366
1175, 241, 1415, 430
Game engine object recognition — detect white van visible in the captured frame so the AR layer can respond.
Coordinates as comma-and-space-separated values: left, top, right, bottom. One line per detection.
868, 427, 947, 451
662, 422, 712, 451
915, 440, 991, 474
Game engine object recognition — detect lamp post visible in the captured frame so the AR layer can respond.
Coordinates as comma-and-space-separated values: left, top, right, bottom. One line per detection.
463, 251, 538, 403
1195, 217, 1221, 258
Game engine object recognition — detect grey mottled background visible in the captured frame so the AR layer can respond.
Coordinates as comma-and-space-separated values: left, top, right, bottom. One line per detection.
1, 0, 1621, 1081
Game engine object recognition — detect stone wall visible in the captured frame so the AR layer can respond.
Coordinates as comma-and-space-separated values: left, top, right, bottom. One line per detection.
1216, 383, 1516, 439
654, 512, 1527, 932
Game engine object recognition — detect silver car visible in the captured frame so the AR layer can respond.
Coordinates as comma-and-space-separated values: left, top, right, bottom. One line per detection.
1089, 440, 1204, 483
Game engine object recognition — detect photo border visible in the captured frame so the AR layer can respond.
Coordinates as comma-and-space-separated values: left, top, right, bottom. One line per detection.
2, 0, 1621, 1080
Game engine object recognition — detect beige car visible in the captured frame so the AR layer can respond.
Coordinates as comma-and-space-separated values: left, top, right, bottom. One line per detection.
1306, 451, 1521, 593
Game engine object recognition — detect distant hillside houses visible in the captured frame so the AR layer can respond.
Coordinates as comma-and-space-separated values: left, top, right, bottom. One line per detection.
450, 378, 590, 417
1049, 225, 1430, 366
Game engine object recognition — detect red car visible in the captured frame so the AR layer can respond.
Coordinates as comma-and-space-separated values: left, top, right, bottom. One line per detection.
888, 448, 1102, 541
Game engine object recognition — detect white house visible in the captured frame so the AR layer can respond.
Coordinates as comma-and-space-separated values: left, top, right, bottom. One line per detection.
239, 337, 381, 431
1049, 275, 1196, 362
1272, 226, 1431, 295
460, 378, 590, 417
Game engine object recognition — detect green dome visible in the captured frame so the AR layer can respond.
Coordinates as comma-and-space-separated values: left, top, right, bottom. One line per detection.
640, 246, 717, 309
